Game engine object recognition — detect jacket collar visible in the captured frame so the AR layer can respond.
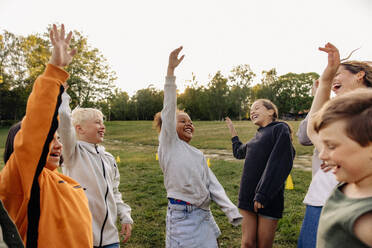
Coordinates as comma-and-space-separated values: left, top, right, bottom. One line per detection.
78, 140, 105, 154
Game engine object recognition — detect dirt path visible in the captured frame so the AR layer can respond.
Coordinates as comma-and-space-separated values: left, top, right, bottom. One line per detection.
105, 139, 312, 172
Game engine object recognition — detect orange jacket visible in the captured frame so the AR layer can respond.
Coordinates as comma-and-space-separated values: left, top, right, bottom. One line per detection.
0, 64, 93, 247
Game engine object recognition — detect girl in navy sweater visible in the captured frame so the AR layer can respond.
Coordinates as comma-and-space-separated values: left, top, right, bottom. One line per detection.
226, 99, 295, 248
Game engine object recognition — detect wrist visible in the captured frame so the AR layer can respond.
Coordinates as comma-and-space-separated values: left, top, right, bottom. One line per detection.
167, 67, 175, 77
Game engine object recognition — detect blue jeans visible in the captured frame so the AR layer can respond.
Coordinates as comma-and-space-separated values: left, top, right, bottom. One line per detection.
297, 205, 323, 248
94, 243, 119, 248
166, 202, 221, 248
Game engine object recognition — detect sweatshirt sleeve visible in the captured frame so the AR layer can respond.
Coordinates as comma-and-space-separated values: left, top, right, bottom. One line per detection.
208, 166, 242, 226
296, 115, 313, 146
0, 64, 69, 195
231, 136, 247, 159
159, 76, 177, 144
254, 124, 294, 206
111, 160, 133, 224
58, 91, 78, 164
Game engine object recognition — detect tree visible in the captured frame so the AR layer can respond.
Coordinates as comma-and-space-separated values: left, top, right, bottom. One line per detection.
228, 64, 255, 120
207, 71, 229, 120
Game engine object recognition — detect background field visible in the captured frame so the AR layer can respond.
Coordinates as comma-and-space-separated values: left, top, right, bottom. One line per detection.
0, 120, 313, 247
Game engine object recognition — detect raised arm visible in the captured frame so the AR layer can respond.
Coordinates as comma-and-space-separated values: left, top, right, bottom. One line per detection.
226, 117, 247, 159
307, 43, 339, 151
0, 24, 75, 193
58, 90, 78, 163
159, 47, 184, 142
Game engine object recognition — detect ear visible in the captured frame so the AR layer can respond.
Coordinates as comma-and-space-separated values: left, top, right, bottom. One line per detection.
75, 124, 84, 135
268, 109, 275, 118
356, 70, 365, 81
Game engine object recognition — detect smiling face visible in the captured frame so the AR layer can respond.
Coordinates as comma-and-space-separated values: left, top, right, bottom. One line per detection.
77, 114, 105, 144
332, 66, 364, 95
176, 112, 194, 143
250, 101, 275, 127
45, 133, 63, 170
318, 120, 372, 184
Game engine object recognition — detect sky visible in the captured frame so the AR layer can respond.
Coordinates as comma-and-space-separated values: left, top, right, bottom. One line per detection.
1, 0, 372, 95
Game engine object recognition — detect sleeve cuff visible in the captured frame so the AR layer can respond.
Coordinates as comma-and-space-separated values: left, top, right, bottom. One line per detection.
231, 136, 239, 143
43, 64, 70, 83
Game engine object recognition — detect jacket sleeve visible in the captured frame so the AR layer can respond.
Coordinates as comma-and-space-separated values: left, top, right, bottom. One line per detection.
297, 115, 313, 146
231, 136, 247, 159
254, 124, 294, 206
159, 76, 177, 144
58, 91, 78, 165
0, 64, 69, 195
110, 157, 133, 224
208, 166, 242, 226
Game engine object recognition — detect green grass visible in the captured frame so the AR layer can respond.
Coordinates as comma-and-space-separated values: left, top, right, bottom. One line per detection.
0, 121, 313, 247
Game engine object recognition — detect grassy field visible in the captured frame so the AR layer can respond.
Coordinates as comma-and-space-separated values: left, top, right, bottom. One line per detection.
0, 121, 313, 247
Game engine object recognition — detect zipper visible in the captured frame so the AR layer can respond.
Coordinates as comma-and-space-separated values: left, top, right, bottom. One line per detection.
95, 145, 109, 247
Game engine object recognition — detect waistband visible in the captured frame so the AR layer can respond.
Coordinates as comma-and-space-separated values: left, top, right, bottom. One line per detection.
168, 198, 192, 206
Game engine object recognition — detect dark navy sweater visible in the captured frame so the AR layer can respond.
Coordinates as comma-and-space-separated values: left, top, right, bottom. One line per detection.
232, 121, 295, 218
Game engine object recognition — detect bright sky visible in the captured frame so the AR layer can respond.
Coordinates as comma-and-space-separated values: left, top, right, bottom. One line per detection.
1, 0, 372, 95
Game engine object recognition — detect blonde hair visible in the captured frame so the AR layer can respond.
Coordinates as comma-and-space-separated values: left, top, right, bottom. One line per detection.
71, 108, 104, 126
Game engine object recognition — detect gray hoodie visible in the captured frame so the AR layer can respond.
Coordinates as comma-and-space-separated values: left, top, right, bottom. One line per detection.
58, 92, 133, 247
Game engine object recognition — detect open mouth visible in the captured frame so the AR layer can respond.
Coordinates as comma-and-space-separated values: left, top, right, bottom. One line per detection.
332, 83, 342, 91
49, 152, 60, 158
251, 114, 258, 120
184, 128, 193, 134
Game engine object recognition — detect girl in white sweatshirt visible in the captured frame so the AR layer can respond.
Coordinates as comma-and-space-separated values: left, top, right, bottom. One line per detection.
154, 46, 242, 248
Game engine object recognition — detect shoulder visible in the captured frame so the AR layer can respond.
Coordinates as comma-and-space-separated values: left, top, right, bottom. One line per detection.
353, 211, 372, 246
270, 122, 291, 134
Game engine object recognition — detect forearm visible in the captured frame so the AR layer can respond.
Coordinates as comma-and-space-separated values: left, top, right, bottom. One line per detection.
58, 92, 77, 160
208, 168, 242, 226
307, 83, 331, 150
14, 64, 69, 188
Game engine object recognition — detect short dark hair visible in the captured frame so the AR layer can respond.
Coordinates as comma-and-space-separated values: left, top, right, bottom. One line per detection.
3, 122, 21, 164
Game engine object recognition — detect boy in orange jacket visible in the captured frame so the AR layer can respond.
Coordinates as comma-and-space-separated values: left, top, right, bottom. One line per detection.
0, 24, 93, 247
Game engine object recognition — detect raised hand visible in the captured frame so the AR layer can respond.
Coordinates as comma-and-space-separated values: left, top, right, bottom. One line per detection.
167, 46, 185, 76
318, 42, 340, 84
49, 24, 77, 68
225, 117, 238, 137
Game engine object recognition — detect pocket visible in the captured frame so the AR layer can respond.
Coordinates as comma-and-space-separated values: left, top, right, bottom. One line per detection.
170, 209, 187, 222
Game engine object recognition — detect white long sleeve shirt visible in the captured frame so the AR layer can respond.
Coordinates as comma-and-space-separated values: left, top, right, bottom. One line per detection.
158, 76, 242, 226
58, 92, 133, 246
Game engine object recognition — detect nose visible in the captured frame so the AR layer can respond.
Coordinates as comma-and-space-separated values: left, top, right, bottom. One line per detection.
318, 147, 328, 161
53, 138, 62, 149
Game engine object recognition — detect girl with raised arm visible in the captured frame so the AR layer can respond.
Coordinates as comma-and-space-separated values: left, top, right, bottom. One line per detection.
154, 47, 242, 248
226, 99, 295, 248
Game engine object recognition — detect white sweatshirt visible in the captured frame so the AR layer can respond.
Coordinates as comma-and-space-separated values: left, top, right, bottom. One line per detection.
58, 92, 133, 246
297, 116, 338, 206
158, 76, 242, 226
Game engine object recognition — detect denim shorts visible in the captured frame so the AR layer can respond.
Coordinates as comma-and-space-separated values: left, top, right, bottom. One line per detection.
166, 202, 221, 248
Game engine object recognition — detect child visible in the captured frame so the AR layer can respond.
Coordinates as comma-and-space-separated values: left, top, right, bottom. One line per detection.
155, 46, 242, 247
312, 88, 372, 247
0, 24, 93, 247
58, 92, 133, 247
225, 99, 295, 248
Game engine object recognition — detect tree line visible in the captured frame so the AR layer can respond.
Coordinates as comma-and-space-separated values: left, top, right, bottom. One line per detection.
0, 26, 319, 124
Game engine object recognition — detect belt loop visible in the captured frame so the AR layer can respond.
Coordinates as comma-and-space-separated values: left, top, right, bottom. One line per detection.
186, 204, 193, 213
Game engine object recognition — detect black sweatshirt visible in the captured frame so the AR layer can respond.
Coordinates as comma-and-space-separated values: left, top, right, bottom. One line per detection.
232, 121, 295, 218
